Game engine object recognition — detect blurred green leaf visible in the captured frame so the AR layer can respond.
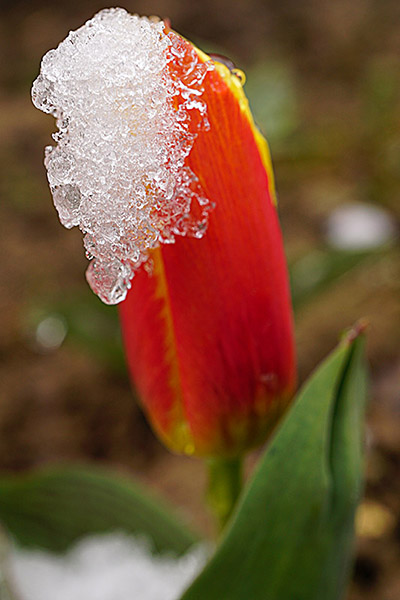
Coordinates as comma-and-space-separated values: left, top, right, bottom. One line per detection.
26, 292, 126, 373
181, 330, 367, 600
0, 527, 17, 600
58, 295, 126, 372
0, 465, 199, 556
289, 248, 381, 309
363, 56, 400, 131
245, 60, 298, 148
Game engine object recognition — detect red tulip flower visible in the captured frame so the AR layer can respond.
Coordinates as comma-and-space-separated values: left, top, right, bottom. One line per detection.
119, 33, 296, 458
32, 9, 296, 459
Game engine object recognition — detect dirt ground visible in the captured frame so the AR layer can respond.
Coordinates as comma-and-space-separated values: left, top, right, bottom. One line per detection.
0, 1, 399, 598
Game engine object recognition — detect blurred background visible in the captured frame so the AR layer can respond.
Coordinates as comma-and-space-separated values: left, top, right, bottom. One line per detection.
0, 1, 399, 598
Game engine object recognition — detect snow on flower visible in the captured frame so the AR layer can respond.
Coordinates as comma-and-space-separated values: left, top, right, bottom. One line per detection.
32, 8, 212, 304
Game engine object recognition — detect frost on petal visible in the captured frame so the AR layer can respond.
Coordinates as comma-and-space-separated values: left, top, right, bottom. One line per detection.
31, 8, 213, 304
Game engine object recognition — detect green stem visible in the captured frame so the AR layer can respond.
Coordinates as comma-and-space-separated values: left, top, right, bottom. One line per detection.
206, 456, 243, 532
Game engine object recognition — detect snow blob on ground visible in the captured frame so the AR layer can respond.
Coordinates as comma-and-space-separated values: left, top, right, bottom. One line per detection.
8, 533, 207, 600
325, 202, 396, 250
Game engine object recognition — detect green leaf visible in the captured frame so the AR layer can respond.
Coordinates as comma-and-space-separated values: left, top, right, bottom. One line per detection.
0, 529, 18, 600
245, 60, 299, 148
181, 329, 367, 600
289, 249, 381, 310
0, 465, 199, 556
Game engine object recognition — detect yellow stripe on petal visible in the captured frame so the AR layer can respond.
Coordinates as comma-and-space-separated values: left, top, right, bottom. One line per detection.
151, 247, 195, 455
214, 62, 277, 204
192, 45, 277, 205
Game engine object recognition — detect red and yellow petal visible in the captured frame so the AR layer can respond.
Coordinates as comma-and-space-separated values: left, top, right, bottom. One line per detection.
119, 35, 296, 457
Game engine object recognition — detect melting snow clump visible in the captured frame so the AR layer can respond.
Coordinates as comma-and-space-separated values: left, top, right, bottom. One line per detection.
8, 533, 207, 600
32, 8, 212, 304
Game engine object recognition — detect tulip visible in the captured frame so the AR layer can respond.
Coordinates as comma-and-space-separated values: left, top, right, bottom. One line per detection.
32, 8, 296, 461
119, 29, 296, 458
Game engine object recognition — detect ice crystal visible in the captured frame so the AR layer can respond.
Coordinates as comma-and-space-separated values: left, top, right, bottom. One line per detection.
8, 533, 207, 600
32, 8, 212, 304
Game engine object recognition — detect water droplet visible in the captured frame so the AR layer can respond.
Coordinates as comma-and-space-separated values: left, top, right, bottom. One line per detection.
209, 53, 236, 71
231, 68, 246, 85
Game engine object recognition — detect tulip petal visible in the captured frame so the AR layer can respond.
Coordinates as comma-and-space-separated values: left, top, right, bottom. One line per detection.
119, 36, 296, 456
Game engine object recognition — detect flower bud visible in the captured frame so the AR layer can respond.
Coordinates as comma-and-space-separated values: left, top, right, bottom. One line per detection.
119, 22, 297, 456
32, 9, 296, 457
